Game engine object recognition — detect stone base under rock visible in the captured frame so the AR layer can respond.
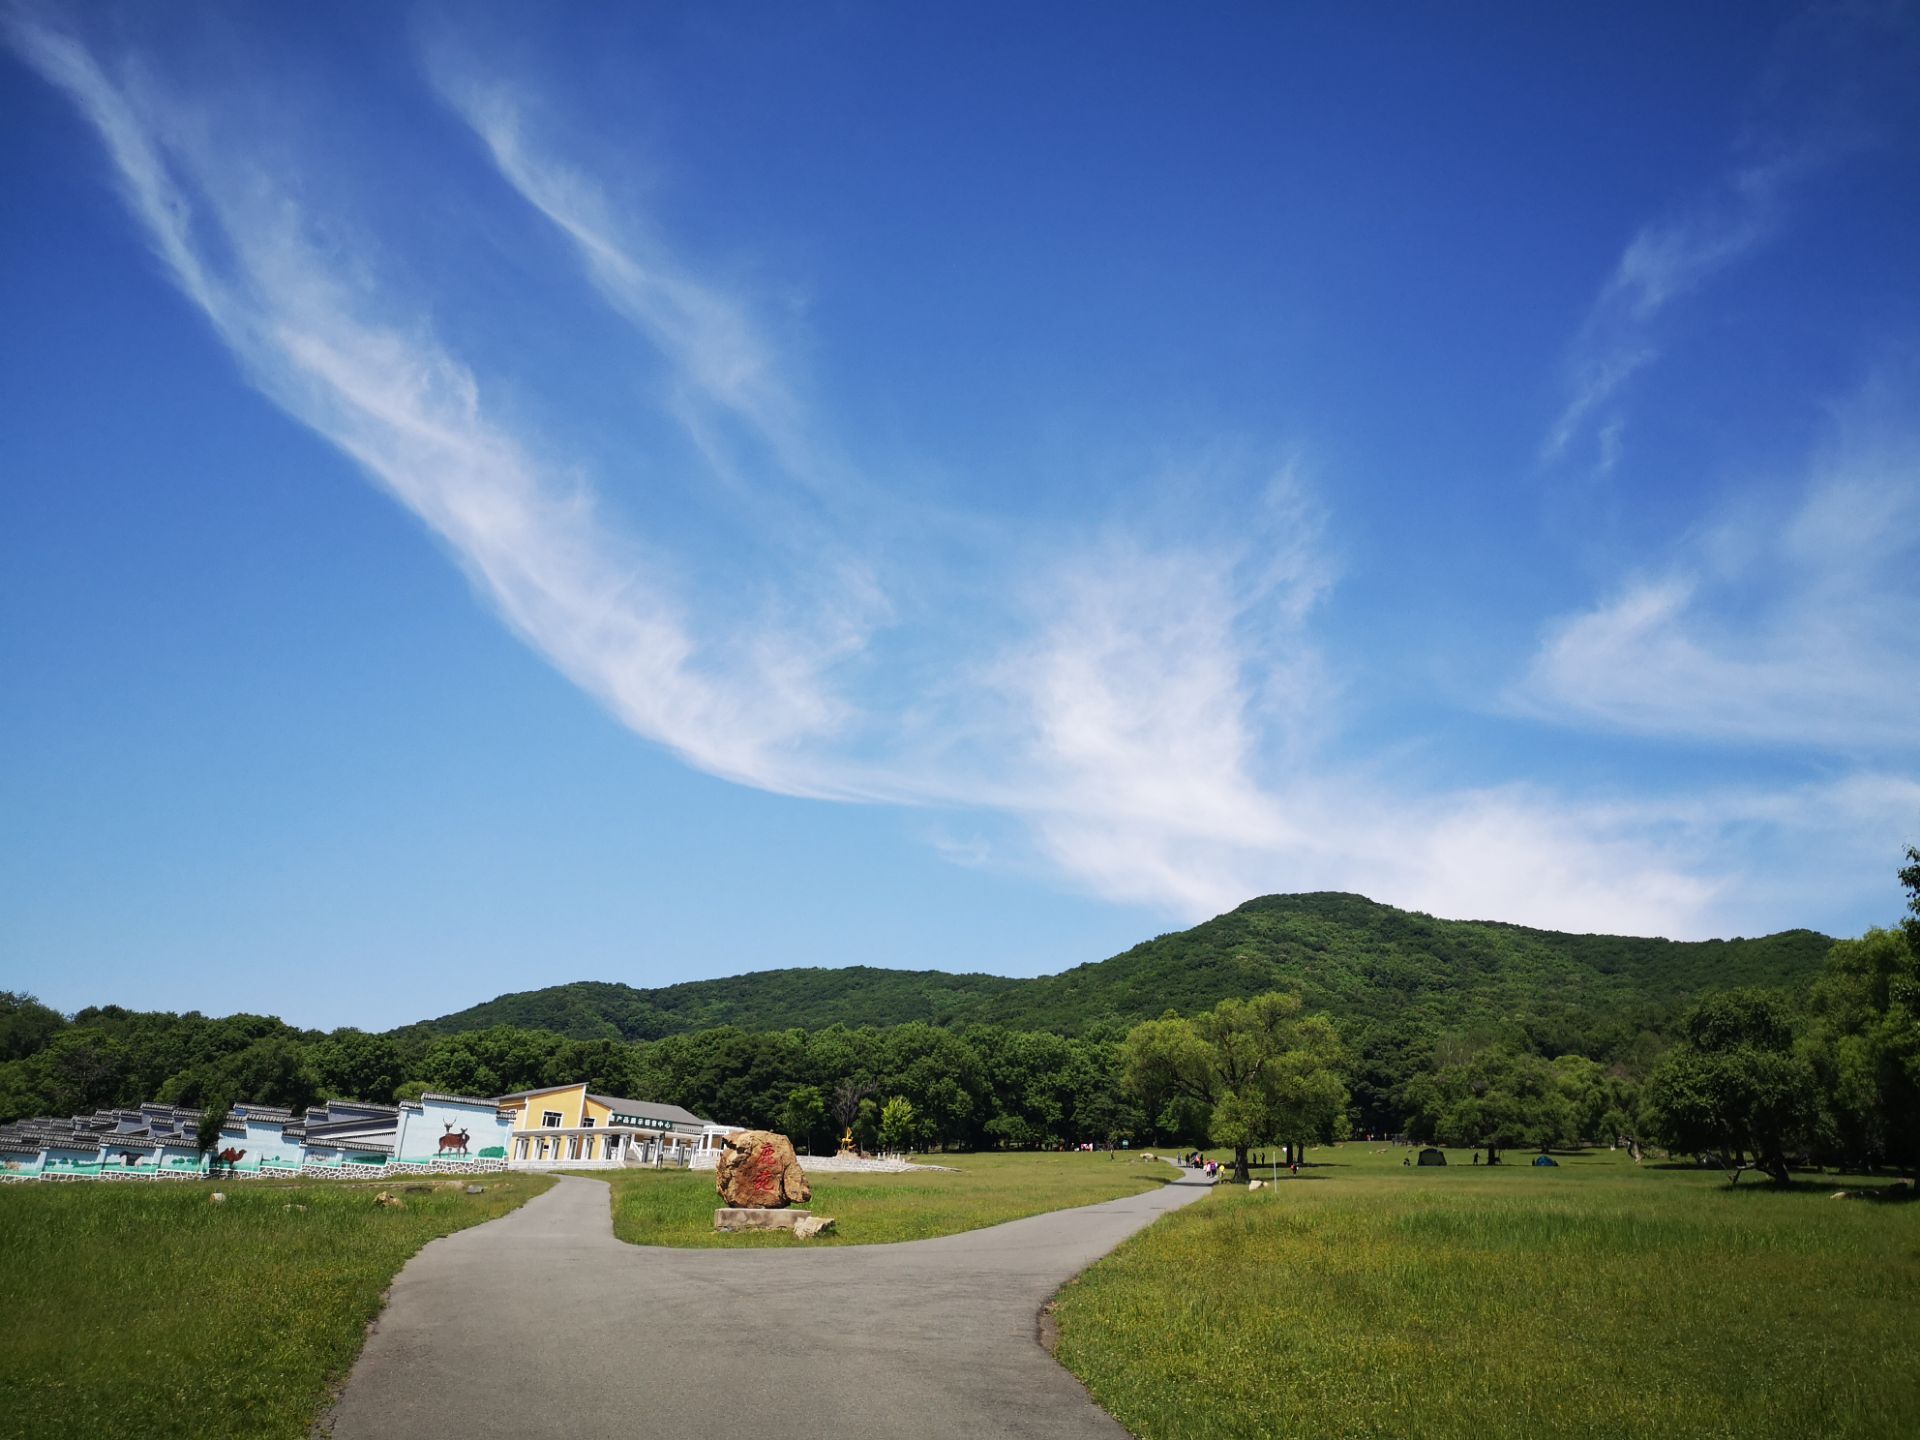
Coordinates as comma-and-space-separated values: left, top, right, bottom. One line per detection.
714, 1206, 811, 1233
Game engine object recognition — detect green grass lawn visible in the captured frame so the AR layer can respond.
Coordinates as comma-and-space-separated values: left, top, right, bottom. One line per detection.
1054, 1145, 1920, 1440
589, 1150, 1172, 1247
0, 1175, 552, 1440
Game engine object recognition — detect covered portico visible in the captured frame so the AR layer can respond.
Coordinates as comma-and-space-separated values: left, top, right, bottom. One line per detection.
496, 1083, 711, 1170
509, 1124, 694, 1167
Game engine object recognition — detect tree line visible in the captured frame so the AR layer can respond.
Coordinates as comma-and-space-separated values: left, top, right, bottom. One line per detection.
0, 1004, 1145, 1155
1381, 854, 1920, 1181
6, 855, 1915, 1180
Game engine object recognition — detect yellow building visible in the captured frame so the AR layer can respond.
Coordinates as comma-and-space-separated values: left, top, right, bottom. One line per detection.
495, 1083, 714, 1168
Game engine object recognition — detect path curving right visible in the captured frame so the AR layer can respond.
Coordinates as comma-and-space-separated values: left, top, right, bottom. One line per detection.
324, 1165, 1212, 1440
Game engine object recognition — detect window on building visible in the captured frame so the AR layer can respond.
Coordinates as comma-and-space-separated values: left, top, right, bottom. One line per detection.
581, 1116, 594, 1127
541, 1111, 562, 1128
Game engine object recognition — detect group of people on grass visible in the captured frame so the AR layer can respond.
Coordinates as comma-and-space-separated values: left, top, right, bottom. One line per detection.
1181, 1151, 1301, 1179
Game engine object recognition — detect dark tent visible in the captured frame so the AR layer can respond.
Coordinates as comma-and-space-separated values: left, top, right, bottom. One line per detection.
1531, 1155, 1559, 1167
1416, 1147, 1447, 1166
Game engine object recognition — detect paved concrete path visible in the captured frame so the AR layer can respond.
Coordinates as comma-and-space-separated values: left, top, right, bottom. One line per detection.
324, 1167, 1211, 1439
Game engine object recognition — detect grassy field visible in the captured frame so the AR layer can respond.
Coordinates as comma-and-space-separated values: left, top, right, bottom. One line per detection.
0, 1174, 552, 1440
591, 1150, 1171, 1247
1054, 1145, 1920, 1440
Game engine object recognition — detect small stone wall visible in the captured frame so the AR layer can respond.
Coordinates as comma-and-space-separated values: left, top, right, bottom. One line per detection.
384, 1158, 511, 1177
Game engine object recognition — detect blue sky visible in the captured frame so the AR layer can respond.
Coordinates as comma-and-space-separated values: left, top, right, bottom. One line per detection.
4, 3, 1917, 1032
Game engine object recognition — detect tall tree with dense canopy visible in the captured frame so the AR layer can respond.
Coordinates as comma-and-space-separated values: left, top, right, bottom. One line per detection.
1802, 853, 1920, 1173
1901, 846, 1920, 955
0, 993, 64, 1064
1644, 989, 1813, 1184
309, 1030, 403, 1103
878, 1095, 916, 1154
778, 1084, 827, 1154
1267, 1015, 1352, 1162
1404, 1046, 1574, 1163
1122, 992, 1347, 1182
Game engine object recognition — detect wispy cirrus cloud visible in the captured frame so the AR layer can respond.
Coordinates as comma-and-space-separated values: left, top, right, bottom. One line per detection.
3, 8, 864, 798
1517, 392, 1920, 752
926, 484, 1866, 941
1542, 153, 1811, 473
992, 497, 1324, 914
430, 69, 807, 471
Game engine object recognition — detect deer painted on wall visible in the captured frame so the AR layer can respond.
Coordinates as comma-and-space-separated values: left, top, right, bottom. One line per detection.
436, 1123, 471, 1156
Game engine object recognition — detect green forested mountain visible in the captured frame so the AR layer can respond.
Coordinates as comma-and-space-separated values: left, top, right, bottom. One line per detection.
0, 890, 1870, 1147
405, 893, 1834, 1046
399, 967, 1025, 1044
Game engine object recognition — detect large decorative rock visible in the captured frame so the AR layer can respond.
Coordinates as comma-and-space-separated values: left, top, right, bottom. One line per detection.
715, 1130, 811, 1208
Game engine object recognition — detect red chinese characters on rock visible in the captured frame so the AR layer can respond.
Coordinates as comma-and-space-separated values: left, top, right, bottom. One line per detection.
748, 1142, 781, 1191
715, 1130, 811, 1208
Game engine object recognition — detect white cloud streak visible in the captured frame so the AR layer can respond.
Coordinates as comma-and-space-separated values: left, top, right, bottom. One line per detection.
432, 72, 808, 473
1543, 155, 1806, 471
4, 9, 863, 798
1516, 406, 1920, 752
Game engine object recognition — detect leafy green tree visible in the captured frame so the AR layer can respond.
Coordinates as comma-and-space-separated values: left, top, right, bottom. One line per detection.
970, 1027, 1069, 1147
1209, 1089, 1281, 1170
647, 1027, 808, 1129
1073, 1082, 1142, 1150
0, 993, 64, 1064
879, 1095, 916, 1154
415, 1026, 566, 1100
195, 1094, 234, 1171
1267, 1014, 1351, 1162
1123, 1014, 1213, 1137
0, 1061, 44, 1124
1546, 1054, 1641, 1146
221, 1037, 319, 1112
545, 1038, 647, 1102
1644, 990, 1812, 1184
1901, 846, 1920, 955
1406, 1047, 1575, 1162
1343, 1017, 1437, 1138
853, 1095, 879, 1152
878, 1024, 984, 1148
36, 1031, 128, 1116
310, 1030, 403, 1103
779, 1084, 828, 1154
1803, 924, 1919, 1173
984, 1113, 1036, 1149
1123, 992, 1344, 1181
157, 1064, 221, 1109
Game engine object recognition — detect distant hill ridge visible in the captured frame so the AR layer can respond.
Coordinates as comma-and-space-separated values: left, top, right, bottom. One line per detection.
401, 892, 1834, 1042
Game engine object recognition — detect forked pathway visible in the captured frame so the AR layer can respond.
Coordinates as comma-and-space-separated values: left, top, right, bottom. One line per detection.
324, 1167, 1211, 1440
